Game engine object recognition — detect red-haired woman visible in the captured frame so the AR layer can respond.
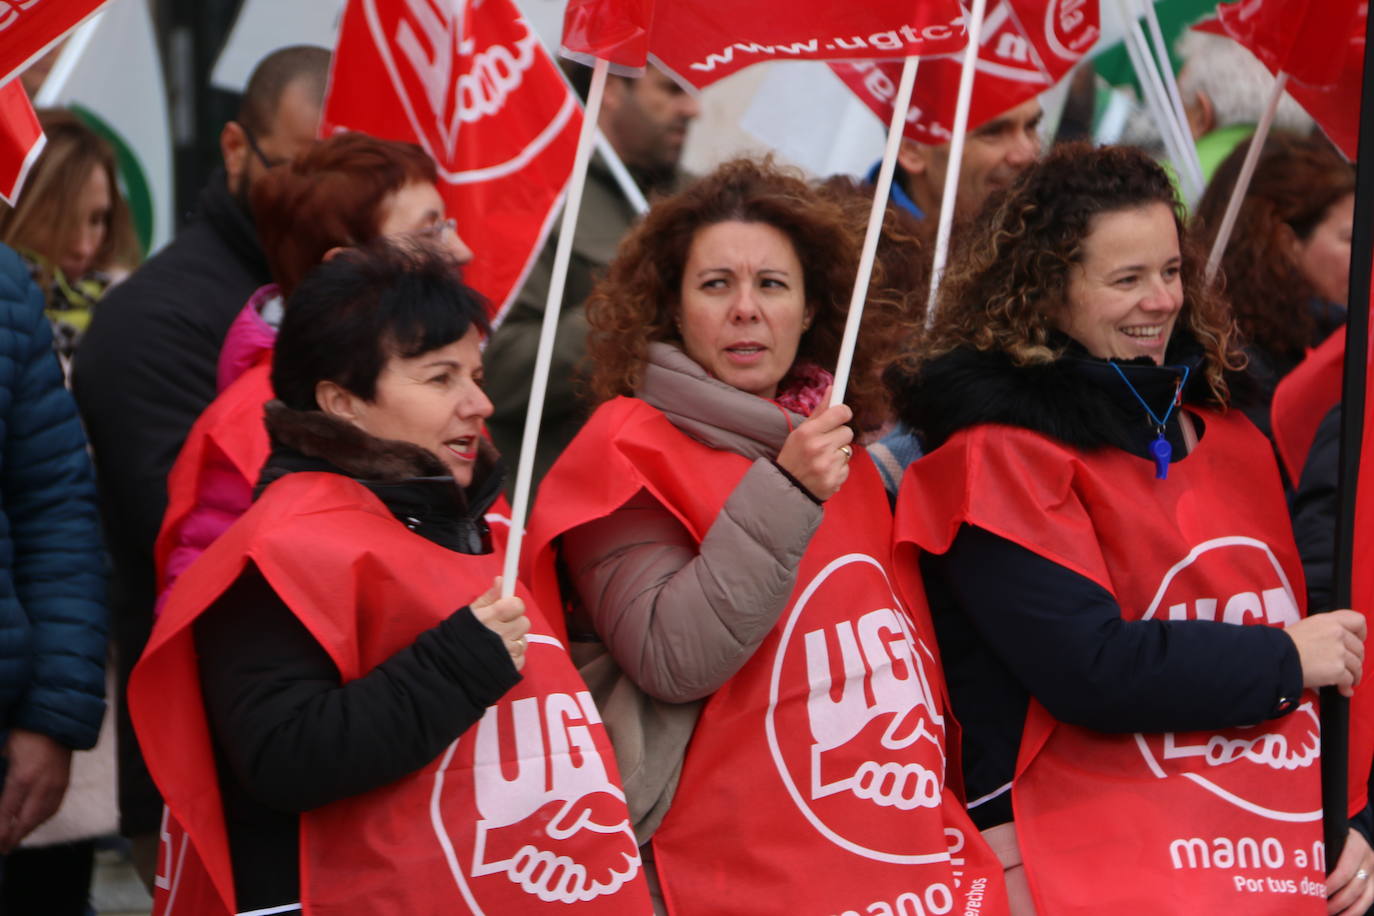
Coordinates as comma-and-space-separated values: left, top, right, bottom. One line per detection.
1193, 131, 1354, 439
156, 131, 472, 601
525, 158, 1006, 915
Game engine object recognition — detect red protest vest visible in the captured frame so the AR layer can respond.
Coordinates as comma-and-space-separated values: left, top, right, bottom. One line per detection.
154, 359, 518, 604
131, 470, 651, 916
1272, 327, 1346, 484
155, 355, 274, 594
526, 397, 1007, 916
897, 410, 1324, 914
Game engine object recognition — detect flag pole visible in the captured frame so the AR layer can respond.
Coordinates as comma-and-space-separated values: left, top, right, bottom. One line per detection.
828, 52, 918, 407
1138, 0, 1203, 195
1116, 0, 1198, 204
923, 0, 989, 328
1204, 71, 1287, 282
501, 56, 609, 598
595, 131, 649, 215
1324, 0, 1374, 869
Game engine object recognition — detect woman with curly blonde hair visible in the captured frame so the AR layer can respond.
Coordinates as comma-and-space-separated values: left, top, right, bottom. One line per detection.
887, 142, 1372, 915
525, 157, 1006, 915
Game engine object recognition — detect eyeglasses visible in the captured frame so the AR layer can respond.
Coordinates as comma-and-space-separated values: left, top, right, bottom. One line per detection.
416, 217, 457, 240
240, 122, 285, 170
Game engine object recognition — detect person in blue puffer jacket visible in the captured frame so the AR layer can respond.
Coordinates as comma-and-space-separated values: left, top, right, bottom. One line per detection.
0, 242, 106, 862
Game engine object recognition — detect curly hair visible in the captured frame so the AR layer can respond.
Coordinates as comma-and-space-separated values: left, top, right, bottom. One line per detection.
1193, 132, 1354, 365
910, 142, 1241, 402
585, 157, 914, 427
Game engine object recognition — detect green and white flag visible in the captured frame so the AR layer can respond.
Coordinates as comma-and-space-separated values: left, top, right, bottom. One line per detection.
35, 0, 172, 256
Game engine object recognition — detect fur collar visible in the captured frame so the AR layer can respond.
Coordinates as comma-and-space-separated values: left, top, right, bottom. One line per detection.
262, 400, 457, 481
258, 401, 503, 554
889, 335, 1217, 453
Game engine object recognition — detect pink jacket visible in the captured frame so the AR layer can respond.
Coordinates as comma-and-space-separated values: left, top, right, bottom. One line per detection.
156, 288, 279, 611
216, 284, 280, 391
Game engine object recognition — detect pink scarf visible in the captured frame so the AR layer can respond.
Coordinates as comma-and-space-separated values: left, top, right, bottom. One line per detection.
773, 362, 833, 417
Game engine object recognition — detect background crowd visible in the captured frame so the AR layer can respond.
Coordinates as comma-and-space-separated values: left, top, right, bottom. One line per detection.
0, 3, 1369, 915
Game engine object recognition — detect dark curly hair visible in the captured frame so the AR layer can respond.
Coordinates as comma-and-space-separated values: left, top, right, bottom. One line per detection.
584, 157, 914, 427
907, 142, 1241, 402
1193, 132, 1354, 366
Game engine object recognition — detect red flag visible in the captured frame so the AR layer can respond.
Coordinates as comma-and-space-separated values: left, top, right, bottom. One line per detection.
559, 0, 970, 90
1199, 1, 1365, 158
832, 0, 1099, 145
0, 0, 107, 87
321, 0, 582, 324
0, 79, 43, 205
562, 0, 651, 74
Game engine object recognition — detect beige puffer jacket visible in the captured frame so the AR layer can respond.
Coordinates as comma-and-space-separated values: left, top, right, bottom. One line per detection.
561, 342, 825, 703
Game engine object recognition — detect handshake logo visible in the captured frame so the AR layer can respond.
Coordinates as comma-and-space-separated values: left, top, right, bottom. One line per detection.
767, 554, 953, 863
434, 681, 640, 910
1134, 537, 1320, 822
804, 605, 945, 811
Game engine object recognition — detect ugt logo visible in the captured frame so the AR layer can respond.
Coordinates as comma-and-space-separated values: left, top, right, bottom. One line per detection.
361, 0, 572, 179
766, 554, 954, 864
1133, 537, 1320, 822
432, 638, 641, 910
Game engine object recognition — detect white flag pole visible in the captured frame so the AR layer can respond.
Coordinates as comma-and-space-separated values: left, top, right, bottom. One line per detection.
1205, 71, 1287, 282
501, 56, 610, 598
828, 53, 918, 407
1117, 0, 1197, 202
31, 9, 104, 105
1139, 0, 1203, 194
595, 131, 649, 215
924, 0, 989, 328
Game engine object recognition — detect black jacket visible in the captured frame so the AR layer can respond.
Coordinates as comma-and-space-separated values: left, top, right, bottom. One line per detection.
196, 404, 520, 912
1292, 403, 1343, 612
71, 169, 271, 835
890, 340, 1303, 830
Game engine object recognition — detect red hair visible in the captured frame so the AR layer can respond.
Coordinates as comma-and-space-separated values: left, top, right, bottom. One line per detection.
251, 131, 437, 297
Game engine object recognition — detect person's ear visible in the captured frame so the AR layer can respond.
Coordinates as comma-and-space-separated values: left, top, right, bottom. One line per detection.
220, 121, 249, 192
1277, 220, 1303, 262
1185, 90, 1215, 140
802, 304, 815, 331
600, 75, 630, 120
316, 379, 362, 423
321, 245, 348, 263
897, 138, 930, 176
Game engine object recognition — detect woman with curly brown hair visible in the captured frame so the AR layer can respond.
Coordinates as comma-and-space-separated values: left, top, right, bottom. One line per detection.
887, 142, 1371, 915
1193, 132, 1354, 436
524, 158, 1006, 915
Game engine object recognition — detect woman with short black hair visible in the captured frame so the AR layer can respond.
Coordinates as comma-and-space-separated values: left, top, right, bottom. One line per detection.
131, 241, 650, 916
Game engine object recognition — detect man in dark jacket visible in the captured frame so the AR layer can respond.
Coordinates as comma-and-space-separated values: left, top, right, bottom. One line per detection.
0, 244, 106, 857
71, 45, 329, 880
485, 65, 697, 491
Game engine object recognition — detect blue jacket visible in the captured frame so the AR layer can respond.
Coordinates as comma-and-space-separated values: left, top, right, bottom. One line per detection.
0, 244, 106, 750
